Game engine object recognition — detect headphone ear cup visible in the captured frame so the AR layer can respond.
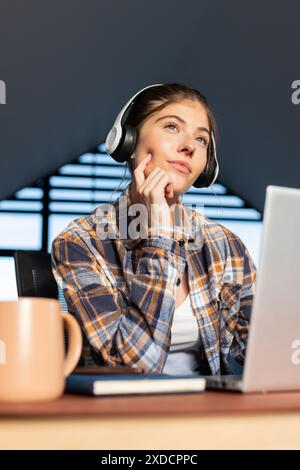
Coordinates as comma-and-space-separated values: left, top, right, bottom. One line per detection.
193, 169, 209, 188
205, 157, 217, 185
192, 144, 216, 188
110, 124, 137, 163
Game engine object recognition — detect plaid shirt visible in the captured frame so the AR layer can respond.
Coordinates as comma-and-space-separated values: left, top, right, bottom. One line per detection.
51, 183, 257, 375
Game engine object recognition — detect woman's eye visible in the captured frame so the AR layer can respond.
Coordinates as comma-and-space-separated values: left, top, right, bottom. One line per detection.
165, 123, 208, 146
197, 137, 209, 146
165, 123, 177, 131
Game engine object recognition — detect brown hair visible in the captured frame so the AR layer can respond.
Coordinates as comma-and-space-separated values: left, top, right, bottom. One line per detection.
125, 82, 218, 174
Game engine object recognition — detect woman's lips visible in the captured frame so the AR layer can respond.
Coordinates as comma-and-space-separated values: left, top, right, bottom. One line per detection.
167, 161, 190, 174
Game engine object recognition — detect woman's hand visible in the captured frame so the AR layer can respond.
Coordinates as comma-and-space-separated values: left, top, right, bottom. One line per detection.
130, 153, 175, 236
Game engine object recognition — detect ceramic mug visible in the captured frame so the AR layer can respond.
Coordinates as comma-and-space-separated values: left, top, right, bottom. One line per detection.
0, 297, 82, 402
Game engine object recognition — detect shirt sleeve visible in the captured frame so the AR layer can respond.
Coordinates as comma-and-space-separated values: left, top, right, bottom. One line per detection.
51, 233, 185, 373
218, 230, 257, 370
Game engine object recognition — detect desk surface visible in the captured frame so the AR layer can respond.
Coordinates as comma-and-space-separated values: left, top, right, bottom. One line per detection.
2, 391, 300, 449
1, 389, 300, 418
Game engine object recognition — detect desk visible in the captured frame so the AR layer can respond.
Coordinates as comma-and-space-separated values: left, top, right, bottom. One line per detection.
1, 391, 300, 449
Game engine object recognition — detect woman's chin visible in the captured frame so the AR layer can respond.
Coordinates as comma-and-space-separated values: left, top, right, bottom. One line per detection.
170, 178, 190, 195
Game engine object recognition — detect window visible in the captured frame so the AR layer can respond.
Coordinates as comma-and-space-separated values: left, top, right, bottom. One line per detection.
0, 143, 262, 300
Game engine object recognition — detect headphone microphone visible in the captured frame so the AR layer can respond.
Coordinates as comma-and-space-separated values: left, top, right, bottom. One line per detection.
105, 83, 219, 187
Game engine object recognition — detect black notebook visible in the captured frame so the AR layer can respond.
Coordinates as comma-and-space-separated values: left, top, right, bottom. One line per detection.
65, 373, 206, 396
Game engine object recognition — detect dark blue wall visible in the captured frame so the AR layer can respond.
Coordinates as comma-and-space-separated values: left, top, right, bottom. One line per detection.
0, 0, 299, 211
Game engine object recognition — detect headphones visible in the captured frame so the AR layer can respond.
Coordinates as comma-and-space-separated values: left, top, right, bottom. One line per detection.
105, 83, 219, 188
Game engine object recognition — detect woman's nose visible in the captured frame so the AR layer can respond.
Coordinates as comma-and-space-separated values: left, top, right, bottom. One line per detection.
179, 138, 196, 154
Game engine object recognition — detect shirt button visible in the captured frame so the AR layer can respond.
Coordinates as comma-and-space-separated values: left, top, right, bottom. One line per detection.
176, 278, 181, 286
178, 239, 185, 247
109, 347, 117, 356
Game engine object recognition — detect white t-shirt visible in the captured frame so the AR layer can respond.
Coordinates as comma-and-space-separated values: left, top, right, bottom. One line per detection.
162, 293, 201, 376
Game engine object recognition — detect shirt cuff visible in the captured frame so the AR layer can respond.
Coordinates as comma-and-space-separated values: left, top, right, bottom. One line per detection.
138, 236, 188, 256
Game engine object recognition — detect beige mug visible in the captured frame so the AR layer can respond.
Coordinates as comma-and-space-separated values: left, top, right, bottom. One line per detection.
0, 297, 82, 402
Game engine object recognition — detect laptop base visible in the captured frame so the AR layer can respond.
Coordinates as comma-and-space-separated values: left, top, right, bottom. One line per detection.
205, 374, 243, 392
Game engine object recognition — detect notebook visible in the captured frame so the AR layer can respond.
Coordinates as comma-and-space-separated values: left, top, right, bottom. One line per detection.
65, 373, 206, 396
73, 365, 144, 375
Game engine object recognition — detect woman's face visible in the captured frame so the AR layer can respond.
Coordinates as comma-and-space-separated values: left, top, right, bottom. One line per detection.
132, 99, 210, 199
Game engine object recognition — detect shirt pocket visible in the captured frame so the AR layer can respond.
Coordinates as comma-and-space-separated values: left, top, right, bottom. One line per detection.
219, 282, 243, 308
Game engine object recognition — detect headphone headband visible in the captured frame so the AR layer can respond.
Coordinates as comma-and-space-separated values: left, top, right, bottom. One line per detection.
105, 83, 163, 155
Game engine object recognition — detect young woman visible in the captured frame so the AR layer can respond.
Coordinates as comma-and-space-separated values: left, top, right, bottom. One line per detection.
51, 83, 256, 376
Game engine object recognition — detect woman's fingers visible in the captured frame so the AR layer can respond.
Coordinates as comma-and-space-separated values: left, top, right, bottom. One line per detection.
165, 182, 174, 199
140, 169, 168, 197
133, 153, 152, 187
138, 167, 161, 193
154, 172, 172, 197
131, 153, 174, 232
141, 166, 161, 186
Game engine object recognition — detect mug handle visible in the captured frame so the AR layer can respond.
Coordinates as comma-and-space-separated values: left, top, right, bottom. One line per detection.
61, 312, 83, 378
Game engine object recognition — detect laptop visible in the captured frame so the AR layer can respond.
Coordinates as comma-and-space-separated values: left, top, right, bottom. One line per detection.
205, 185, 300, 393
